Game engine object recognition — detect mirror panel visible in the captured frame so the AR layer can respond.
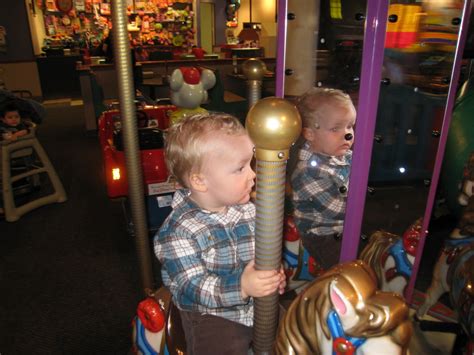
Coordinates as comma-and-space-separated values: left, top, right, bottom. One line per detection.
357, 0, 466, 298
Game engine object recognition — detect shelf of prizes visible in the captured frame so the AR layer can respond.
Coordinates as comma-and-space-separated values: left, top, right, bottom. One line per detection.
38, 0, 195, 57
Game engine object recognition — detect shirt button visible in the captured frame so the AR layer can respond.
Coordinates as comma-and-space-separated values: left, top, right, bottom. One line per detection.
339, 186, 347, 194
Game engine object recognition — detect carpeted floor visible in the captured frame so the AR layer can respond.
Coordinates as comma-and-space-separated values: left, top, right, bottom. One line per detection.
0, 103, 156, 354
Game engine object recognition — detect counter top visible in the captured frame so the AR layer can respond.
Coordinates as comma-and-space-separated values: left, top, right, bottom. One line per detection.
76, 56, 276, 72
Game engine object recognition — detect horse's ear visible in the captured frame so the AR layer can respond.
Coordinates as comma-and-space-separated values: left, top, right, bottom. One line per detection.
329, 280, 358, 329
329, 281, 348, 315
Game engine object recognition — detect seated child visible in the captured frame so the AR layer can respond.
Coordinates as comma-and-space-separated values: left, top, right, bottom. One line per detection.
154, 113, 286, 354
291, 87, 356, 270
0, 102, 30, 141
0, 89, 45, 124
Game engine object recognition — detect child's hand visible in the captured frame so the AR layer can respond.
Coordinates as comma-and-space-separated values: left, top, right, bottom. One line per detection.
15, 129, 28, 138
241, 260, 285, 299
2, 132, 13, 140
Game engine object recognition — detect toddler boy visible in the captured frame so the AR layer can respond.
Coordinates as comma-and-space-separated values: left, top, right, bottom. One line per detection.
154, 113, 286, 354
291, 87, 356, 269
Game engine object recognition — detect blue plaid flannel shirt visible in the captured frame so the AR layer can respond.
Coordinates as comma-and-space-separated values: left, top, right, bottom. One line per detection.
154, 189, 255, 327
291, 142, 352, 237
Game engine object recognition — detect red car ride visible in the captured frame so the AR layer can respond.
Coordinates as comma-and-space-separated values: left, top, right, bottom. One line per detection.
98, 105, 178, 231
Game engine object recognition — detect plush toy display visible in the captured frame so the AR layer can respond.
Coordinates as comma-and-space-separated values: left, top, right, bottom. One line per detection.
169, 66, 216, 125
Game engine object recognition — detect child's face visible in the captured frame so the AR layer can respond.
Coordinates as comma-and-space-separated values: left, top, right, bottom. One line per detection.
2, 110, 21, 127
198, 132, 256, 212
304, 104, 356, 157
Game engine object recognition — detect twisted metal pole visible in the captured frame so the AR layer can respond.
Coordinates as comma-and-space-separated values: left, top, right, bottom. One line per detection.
246, 97, 301, 354
111, 0, 153, 293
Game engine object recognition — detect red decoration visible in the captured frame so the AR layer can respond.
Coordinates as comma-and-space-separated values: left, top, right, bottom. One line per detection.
402, 218, 422, 256
136, 298, 165, 333
180, 67, 201, 85
284, 216, 300, 242
55, 0, 73, 13
333, 337, 355, 355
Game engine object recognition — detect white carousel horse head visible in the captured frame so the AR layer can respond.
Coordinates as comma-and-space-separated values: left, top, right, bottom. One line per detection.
275, 260, 412, 355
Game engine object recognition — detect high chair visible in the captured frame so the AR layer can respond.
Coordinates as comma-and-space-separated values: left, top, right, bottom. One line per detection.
1, 125, 67, 222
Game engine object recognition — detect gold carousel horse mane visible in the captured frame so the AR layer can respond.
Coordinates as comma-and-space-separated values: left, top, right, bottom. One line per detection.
359, 230, 400, 286
275, 260, 412, 355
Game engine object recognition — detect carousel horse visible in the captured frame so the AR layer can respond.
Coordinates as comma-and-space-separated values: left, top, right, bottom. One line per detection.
275, 260, 413, 355
131, 287, 186, 355
414, 216, 474, 319
282, 215, 324, 292
457, 152, 474, 207
359, 218, 422, 295
415, 152, 474, 349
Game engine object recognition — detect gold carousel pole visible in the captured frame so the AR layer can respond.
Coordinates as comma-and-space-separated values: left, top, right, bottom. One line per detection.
243, 58, 267, 108
246, 97, 301, 354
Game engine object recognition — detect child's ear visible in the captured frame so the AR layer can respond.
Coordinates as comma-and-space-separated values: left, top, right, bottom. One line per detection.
302, 127, 315, 142
189, 173, 207, 192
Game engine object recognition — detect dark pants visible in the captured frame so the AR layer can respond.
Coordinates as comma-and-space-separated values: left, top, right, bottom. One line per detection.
179, 310, 253, 355
300, 232, 342, 270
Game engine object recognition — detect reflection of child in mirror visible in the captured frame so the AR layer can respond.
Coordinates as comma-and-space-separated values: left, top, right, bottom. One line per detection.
0, 102, 30, 141
290, 87, 357, 269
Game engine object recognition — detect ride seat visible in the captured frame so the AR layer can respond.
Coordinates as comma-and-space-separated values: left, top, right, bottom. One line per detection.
1, 125, 67, 221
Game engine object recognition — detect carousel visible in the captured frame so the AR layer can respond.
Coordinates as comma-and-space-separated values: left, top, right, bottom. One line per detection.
99, 0, 474, 354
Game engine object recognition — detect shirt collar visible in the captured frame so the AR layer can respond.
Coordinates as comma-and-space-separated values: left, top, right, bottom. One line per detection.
171, 189, 251, 224
299, 141, 352, 166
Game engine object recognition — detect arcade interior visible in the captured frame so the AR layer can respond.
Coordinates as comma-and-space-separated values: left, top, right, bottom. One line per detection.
1, 0, 474, 354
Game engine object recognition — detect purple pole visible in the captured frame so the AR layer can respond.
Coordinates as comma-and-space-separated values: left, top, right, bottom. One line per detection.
340, 0, 389, 261
405, 0, 472, 301
275, 0, 287, 98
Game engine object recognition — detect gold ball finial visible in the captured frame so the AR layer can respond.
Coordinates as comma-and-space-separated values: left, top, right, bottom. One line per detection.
246, 97, 301, 161
242, 58, 267, 81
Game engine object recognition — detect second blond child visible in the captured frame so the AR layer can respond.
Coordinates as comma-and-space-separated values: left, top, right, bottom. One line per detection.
291, 87, 356, 270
